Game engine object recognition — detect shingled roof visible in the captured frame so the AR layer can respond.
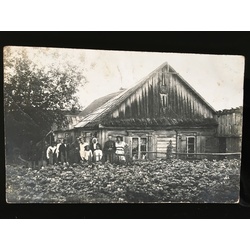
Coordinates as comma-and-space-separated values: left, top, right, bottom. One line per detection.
75, 88, 127, 128
78, 89, 125, 117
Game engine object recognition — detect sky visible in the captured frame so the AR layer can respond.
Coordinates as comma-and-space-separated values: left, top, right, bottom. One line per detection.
7, 46, 245, 111
77, 49, 244, 111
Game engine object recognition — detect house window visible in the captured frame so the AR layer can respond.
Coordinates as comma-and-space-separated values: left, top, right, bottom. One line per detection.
140, 138, 147, 159
132, 138, 139, 159
160, 94, 168, 107
132, 137, 148, 160
186, 136, 196, 158
162, 78, 166, 86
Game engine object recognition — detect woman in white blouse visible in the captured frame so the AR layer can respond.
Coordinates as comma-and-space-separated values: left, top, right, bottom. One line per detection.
115, 136, 127, 164
79, 137, 88, 161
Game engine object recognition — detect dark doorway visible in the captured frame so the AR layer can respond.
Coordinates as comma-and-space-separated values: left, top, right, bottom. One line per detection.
219, 137, 227, 153
219, 137, 227, 160
186, 136, 195, 158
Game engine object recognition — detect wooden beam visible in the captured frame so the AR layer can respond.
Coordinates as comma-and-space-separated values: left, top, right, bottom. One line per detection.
141, 151, 241, 156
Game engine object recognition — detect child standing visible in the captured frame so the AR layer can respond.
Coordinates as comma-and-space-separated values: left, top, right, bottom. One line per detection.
83, 145, 93, 164
93, 144, 103, 163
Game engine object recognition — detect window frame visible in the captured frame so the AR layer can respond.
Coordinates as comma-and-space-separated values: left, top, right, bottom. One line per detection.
186, 135, 196, 158
131, 136, 148, 160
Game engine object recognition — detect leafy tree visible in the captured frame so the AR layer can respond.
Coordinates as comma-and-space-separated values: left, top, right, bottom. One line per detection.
4, 47, 87, 159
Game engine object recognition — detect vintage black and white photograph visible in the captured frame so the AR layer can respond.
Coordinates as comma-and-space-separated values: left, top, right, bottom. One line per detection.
4, 46, 244, 203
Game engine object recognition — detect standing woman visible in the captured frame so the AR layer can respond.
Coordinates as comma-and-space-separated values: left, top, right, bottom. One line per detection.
115, 136, 127, 165
79, 137, 88, 162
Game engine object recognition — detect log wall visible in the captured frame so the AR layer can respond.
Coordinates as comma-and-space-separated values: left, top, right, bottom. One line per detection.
155, 130, 176, 158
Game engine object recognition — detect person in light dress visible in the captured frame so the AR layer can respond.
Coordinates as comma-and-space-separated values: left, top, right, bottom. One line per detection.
115, 136, 128, 164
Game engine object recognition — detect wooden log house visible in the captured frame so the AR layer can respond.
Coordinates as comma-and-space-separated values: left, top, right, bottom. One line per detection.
54, 62, 242, 160
70, 61, 236, 160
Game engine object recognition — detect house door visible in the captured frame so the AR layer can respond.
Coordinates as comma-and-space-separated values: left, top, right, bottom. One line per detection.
219, 137, 227, 153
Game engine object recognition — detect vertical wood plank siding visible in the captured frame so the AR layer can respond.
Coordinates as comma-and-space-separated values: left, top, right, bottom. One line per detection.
216, 108, 243, 137
110, 64, 214, 121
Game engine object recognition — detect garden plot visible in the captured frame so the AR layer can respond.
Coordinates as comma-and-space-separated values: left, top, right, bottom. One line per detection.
6, 159, 240, 203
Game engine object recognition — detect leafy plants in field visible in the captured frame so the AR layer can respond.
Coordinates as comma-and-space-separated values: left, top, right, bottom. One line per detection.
6, 158, 241, 203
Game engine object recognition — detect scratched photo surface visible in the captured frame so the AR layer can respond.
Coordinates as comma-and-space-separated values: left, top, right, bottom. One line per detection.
4, 46, 244, 203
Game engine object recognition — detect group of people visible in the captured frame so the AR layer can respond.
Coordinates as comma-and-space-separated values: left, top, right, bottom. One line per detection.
45, 135, 128, 166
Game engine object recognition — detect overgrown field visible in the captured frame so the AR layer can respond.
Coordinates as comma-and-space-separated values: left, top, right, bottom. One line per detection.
6, 159, 241, 203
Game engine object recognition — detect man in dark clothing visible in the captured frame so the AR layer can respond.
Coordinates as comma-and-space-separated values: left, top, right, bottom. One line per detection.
103, 135, 116, 163
69, 138, 81, 164
58, 139, 69, 163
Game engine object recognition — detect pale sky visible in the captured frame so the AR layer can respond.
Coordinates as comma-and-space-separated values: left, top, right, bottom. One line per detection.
8, 47, 245, 111
78, 49, 244, 111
